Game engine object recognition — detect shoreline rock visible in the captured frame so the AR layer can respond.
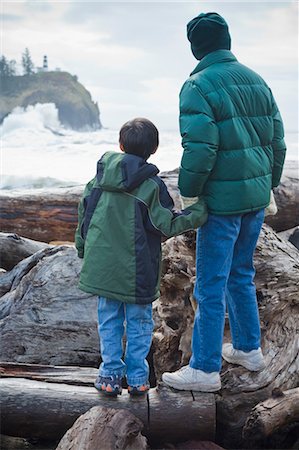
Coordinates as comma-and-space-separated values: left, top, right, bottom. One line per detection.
0, 72, 101, 130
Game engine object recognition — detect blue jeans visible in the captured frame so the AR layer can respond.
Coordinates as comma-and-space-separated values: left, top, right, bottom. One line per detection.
98, 297, 154, 386
190, 209, 264, 373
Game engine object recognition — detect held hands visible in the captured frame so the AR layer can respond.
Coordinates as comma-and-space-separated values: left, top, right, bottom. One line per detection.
181, 191, 278, 217
180, 196, 199, 209
265, 191, 278, 216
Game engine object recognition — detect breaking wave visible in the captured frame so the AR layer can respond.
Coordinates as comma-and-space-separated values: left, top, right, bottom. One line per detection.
1, 103, 297, 190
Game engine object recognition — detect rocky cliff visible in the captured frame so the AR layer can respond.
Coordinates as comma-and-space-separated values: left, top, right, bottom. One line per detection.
0, 72, 101, 130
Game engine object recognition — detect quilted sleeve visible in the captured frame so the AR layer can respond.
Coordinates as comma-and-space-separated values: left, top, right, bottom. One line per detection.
178, 80, 219, 197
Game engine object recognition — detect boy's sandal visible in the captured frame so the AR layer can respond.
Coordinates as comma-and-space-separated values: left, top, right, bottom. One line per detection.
94, 374, 123, 396
128, 383, 150, 395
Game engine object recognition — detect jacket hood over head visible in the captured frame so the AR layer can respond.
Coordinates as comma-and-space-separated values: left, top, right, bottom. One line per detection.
97, 151, 159, 192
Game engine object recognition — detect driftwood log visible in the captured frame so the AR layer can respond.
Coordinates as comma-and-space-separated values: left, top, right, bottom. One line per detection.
242, 387, 299, 448
0, 185, 82, 242
0, 163, 297, 242
152, 225, 299, 448
0, 363, 216, 444
0, 232, 51, 271
0, 226, 298, 447
56, 406, 148, 450
0, 245, 100, 366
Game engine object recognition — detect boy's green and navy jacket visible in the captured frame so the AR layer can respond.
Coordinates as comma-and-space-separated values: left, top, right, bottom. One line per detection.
75, 151, 207, 304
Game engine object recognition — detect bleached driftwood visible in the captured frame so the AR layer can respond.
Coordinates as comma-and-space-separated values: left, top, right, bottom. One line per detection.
56, 406, 148, 450
0, 364, 215, 443
242, 387, 299, 448
0, 224, 298, 447
0, 232, 50, 270
153, 226, 299, 448
0, 246, 99, 366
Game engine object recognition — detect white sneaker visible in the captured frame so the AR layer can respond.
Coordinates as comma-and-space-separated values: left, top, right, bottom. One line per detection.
222, 343, 266, 371
162, 365, 221, 392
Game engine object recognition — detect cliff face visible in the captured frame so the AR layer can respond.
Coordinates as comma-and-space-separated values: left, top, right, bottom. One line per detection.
0, 72, 102, 130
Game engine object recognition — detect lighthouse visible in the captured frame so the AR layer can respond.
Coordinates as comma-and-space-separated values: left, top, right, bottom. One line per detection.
43, 55, 48, 71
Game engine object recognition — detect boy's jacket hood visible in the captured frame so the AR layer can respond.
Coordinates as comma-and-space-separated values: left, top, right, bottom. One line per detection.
97, 151, 159, 192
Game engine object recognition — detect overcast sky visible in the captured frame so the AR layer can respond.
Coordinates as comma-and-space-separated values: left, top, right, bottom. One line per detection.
2, 0, 298, 132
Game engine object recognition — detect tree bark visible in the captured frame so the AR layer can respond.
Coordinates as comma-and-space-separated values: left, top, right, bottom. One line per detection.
242, 388, 299, 448
0, 232, 50, 271
0, 373, 215, 444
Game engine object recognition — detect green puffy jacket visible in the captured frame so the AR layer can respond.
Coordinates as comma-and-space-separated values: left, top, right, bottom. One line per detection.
178, 50, 286, 215
75, 151, 207, 304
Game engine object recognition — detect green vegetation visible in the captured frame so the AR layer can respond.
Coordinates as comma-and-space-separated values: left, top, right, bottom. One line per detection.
21, 48, 34, 75
1, 48, 34, 78
0, 56, 17, 77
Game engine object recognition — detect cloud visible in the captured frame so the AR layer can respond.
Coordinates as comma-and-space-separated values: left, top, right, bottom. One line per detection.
2, 0, 297, 131
1, 14, 23, 21
232, 1, 297, 69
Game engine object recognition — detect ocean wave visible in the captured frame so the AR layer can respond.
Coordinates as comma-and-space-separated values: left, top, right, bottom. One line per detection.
1, 106, 297, 191
0, 175, 79, 190
0, 103, 63, 136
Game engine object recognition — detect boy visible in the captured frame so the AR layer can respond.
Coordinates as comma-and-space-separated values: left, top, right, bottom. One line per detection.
75, 118, 207, 396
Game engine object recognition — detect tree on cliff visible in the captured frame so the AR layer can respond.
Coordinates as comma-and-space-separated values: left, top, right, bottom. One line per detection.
0, 55, 17, 77
22, 48, 34, 75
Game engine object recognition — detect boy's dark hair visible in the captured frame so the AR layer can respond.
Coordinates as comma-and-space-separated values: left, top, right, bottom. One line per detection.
119, 118, 159, 160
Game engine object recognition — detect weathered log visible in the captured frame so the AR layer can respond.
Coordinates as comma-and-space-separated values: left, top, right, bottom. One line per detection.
0, 162, 297, 242
242, 388, 299, 448
0, 185, 82, 242
0, 245, 100, 366
0, 361, 98, 385
152, 225, 299, 448
0, 376, 215, 443
0, 232, 51, 270
0, 226, 298, 447
56, 406, 148, 450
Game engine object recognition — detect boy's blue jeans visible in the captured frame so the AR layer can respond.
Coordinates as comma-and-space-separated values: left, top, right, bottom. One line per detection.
98, 297, 153, 386
190, 209, 264, 373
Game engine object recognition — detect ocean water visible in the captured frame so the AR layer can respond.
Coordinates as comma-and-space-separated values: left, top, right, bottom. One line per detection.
1, 103, 298, 190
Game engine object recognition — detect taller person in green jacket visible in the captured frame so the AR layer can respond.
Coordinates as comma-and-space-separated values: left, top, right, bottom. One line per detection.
162, 12, 286, 392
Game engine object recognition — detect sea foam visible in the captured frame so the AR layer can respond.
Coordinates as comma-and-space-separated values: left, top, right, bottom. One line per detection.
1, 103, 61, 136
1, 103, 297, 191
